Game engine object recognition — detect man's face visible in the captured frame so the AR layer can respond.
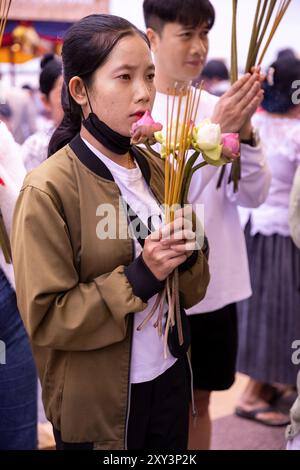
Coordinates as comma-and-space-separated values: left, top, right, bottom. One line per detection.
149, 22, 209, 86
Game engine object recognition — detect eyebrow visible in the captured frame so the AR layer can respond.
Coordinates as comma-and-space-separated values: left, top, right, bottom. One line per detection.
112, 63, 155, 74
180, 24, 209, 32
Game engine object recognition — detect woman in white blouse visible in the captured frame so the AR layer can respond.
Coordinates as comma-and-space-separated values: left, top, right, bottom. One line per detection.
236, 57, 300, 427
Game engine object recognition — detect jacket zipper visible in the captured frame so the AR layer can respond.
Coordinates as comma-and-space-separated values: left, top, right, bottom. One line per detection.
186, 352, 197, 416
124, 235, 135, 450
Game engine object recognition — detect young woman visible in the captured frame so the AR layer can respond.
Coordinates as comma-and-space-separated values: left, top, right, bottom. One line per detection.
11, 14, 209, 450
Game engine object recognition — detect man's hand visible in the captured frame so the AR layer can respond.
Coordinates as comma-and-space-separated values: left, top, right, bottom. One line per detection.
211, 67, 264, 134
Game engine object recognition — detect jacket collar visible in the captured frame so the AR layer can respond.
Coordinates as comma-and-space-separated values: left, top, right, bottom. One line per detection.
69, 134, 151, 185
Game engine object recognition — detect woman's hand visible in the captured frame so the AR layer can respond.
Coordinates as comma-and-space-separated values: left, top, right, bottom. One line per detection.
142, 207, 196, 281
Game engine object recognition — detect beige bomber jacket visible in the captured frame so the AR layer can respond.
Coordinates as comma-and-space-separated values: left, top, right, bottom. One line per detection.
11, 135, 210, 449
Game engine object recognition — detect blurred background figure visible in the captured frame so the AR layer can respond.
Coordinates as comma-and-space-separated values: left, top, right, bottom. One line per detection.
20, 53, 62, 450
22, 54, 63, 172
0, 102, 13, 133
0, 121, 37, 450
236, 57, 300, 427
196, 59, 230, 96
0, 73, 37, 144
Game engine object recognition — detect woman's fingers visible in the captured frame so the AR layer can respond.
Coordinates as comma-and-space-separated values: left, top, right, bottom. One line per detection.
170, 240, 197, 253
161, 229, 196, 246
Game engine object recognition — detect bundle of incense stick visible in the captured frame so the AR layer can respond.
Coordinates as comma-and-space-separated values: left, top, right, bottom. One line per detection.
138, 83, 204, 358
223, 0, 292, 192
0, 0, 13, 263
164, 83, 203, 214
245, 0, 292, 73
0, 0, 12, 47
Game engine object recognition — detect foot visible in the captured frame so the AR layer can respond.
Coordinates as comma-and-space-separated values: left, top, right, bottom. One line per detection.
235, 400, 290, 427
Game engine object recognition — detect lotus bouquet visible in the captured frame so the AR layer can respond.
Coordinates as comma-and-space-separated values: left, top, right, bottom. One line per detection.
132, 85, 239, 356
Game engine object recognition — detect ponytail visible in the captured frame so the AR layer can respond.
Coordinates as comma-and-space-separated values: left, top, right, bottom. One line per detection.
48, 83, 81, 157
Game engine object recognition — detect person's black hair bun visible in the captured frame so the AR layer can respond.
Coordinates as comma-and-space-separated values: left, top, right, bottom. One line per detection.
41, 53, 55, 69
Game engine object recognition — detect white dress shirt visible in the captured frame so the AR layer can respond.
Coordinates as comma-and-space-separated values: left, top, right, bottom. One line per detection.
152, 90, 271, 313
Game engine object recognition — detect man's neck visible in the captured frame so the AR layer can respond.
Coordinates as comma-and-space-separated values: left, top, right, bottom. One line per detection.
154, 70, 189, 96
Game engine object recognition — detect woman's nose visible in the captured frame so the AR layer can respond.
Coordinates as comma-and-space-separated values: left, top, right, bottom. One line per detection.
135, 81, 151, 102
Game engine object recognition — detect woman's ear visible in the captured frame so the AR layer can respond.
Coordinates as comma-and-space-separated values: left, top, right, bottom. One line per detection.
68, 76, 87, 106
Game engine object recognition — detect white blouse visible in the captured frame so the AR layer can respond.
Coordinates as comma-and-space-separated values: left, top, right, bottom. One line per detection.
241, 113, 300, 237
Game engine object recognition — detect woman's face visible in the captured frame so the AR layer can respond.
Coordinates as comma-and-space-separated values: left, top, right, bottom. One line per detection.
84, 34, 156, 136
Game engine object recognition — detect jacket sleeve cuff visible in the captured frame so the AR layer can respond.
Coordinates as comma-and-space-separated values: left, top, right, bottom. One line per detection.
178, 235, 210, 273
178, 249, 198, 272
124, 254, 165, 302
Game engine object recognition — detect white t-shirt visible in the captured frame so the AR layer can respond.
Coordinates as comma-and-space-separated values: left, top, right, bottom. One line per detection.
152, 90, 271, 313
83, 138, 176, 383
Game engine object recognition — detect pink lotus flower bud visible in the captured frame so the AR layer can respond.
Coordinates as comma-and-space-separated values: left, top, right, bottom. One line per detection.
222, 133, 240, 155
131, 110, 161, 135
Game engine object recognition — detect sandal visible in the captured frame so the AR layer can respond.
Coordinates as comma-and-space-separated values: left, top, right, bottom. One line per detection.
235, 405, 290, 427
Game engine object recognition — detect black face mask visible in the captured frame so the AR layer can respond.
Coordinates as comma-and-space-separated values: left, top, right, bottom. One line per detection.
82, 88, 132, 155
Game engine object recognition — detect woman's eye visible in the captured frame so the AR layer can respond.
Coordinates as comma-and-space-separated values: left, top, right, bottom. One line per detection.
147, 73, 155, 81
119, 74, 131, 80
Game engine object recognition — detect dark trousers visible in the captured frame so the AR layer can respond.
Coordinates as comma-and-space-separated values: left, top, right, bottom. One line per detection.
53, 357, 190, 450
127, 357, 190, 450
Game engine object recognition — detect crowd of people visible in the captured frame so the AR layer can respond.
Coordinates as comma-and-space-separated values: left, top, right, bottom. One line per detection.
0, 0, 299, 451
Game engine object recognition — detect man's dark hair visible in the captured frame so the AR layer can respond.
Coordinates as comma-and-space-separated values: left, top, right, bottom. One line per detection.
143, 0, 215, 33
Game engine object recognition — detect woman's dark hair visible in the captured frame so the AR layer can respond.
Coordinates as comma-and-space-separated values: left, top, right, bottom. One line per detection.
143, 0, 215, 33
49, 14, 150, 155
276, 48, 296, 62
262, 57, 300, 114
48, 82, 74, 156
39, 53, 62, 97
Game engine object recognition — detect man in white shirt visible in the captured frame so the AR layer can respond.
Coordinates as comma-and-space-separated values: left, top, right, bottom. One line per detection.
143, 0, 271, 449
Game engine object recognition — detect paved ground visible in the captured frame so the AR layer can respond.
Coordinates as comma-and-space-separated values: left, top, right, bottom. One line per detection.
210, 373, 295, 450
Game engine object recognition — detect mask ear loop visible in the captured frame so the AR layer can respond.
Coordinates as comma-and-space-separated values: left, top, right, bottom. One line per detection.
83, 83, 94, 114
